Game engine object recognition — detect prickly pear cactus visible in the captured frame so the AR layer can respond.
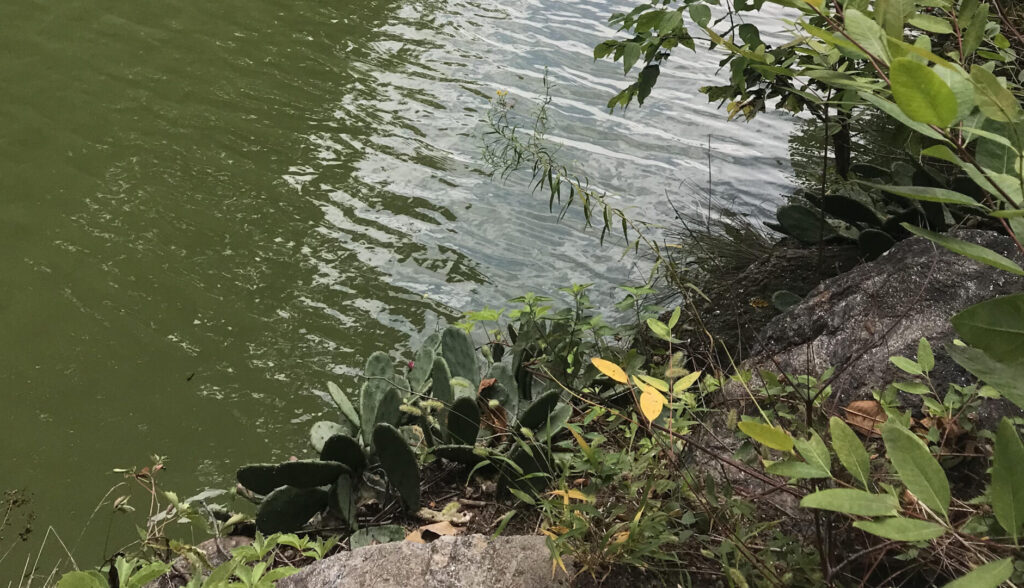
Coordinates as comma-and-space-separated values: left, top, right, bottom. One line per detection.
320, 434, 366, 474
330, 472, 358, 530
445, 396, 480, 446
430, 357, 454, 406
441, 326, 479, 388
821, 194, 881, 227
858, 228, 896, 260
776, 204, 837, 244
359, 351, 396, 446
518, 390, 561, 431
310, 420, 352, 453
255, 486, 329, 534
486, 363, 519, 418
237, 460, 349, 495
327, 381, 360, 431
372, 423, 420, 512
408, 344, 435, 394
433, 444, 487, 465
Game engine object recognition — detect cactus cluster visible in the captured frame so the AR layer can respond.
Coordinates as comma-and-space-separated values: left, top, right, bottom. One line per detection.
769, 158, 973, 262
237, 347, 424, 533
235, 326, 570, 533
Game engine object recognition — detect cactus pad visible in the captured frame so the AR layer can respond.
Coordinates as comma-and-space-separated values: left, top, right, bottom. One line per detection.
255, 486, 329, 534
320, 434, 366, 474
441, 326, 479, 388
445, 396, 480, 445
372, 423, 420, 512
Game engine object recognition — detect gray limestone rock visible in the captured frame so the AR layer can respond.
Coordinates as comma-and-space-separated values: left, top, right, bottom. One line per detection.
744, 229, 1024, 423
278, 534, 571, 588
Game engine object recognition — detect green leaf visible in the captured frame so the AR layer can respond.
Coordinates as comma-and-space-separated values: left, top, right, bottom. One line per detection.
920, 144, 961, 164
844, 9, 890, 64
882, 422, 950, 517
952, 294, 1024, 362
767, 459, 830, 479
971, 65, 1024, 123
917, 338, 935, 372
623, 42, 641, 74
800, 488, 899, 517
907, 13, 953, 34
830, 417, 872, 489
795, 430, 832, 476
862, 183, 984, 208
890, 58, 958, 127
860, 92, 946, 140
738, 420, 794, 452
667, 306, 681, 329
56, 572, 107, 588
942, 558, 1014, 588
902, 224, 1024, 276
689, 4, 712, 27
660, 10, 682, 31
992, 418, 1024, 538
890, 356, 923, 375
853, 517, 947, 541
647, 318, 679, 342
947, 344, 1024, 409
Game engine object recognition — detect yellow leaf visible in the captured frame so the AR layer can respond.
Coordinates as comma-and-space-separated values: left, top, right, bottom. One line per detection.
612, 531, 630, 543
802, 0, 824, 9
548, 490, 594, 504
639, 389, 666, 422
673, 370, 702, 393
569, 427, 590, 452
591, 358, 628, 384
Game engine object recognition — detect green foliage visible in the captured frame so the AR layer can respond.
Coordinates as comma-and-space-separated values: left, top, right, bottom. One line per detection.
992, 418, 1024, 540
943, 558, 1014, 588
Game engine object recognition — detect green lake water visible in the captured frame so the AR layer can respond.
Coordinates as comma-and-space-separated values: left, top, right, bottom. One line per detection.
0, 0, 793, 578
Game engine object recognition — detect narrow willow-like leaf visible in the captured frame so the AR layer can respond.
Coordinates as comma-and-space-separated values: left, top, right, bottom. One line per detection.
853, 517, 947, 541
862, 182, 985, 208
738, 420, 794, 453
991, 418, 1024, 539
890, 58, 958, 127
800, 488, 899, 517
860, 92, 946, 140
971, 66, 1024, 123
766, 459, 831, 479
882, 422, 950, 517
902, 224, 1024, 276
830, 417, 871, 489
794, 430, 832, 476
942, 558, 1013, 588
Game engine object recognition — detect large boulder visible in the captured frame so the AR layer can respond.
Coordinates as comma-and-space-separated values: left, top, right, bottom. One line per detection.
277, 534, 572, 588
744, 229, 1024, 419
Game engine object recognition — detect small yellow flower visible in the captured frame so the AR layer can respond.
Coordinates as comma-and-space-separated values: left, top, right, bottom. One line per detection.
496, 89, 508, 97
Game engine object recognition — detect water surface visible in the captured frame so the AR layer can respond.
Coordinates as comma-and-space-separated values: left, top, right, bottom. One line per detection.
0, 0, 793, 576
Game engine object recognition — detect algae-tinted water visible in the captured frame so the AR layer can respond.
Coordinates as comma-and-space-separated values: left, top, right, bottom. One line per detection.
0, 0, 792, 575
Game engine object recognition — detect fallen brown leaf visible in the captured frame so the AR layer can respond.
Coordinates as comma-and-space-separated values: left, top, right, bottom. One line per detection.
843, 400, 887, 437
405, 521, 461, 543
